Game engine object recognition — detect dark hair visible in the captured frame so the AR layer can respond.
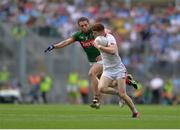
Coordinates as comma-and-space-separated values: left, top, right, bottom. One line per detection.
91, 23, 105, 32
77, 17, 89, 25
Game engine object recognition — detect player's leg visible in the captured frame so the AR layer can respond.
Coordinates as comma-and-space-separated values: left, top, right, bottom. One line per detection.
117, 77, 139, 118
88, 63, 103, 108
106, 73, 141, 107
98, 76, 119, 96
99, 77, 125, 107
109, 74, 141, 90
108, 75, 138, 108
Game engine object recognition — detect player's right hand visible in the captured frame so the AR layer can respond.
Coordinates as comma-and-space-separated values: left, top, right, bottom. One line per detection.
44, 45, 54, 53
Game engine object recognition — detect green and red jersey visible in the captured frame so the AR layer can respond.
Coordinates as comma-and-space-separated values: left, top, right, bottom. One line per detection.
72, 30, 100, 62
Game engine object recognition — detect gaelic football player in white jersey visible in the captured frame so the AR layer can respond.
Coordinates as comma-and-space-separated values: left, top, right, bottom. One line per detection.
92, 23, 139, 118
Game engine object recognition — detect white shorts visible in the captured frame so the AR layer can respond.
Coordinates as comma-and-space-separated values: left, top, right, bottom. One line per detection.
102, 69, 126, 80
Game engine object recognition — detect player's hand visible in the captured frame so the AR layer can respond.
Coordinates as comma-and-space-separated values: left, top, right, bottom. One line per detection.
44, 45, 55, 53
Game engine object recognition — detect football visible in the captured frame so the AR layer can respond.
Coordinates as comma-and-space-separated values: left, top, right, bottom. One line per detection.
94, 36, 108, 47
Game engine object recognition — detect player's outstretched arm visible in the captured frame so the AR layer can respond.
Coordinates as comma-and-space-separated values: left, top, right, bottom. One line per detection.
44, 37, 75, 53
54, 38, 75, 49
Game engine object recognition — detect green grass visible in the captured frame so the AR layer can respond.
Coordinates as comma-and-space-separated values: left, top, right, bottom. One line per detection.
0, 104, 180, 129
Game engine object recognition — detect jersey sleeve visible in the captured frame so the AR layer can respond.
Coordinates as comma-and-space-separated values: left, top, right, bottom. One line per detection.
71, 32, 80, 41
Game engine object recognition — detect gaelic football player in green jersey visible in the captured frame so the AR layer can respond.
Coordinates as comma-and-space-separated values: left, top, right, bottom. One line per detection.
44, 17, 140, 108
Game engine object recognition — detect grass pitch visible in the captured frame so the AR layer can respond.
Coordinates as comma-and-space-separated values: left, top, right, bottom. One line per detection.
0, 104, 180, 129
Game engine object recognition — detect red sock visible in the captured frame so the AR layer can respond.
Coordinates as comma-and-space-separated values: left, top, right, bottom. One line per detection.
125, 76, 131, 84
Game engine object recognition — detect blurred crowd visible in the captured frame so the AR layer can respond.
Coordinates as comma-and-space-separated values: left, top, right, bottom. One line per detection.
0, 66, 90, 104
0, 0, 179, 72
66, 72, 89, 104
1, 66, 180, 105
28, 72, 52, 104
0, 0, 180, 104
0, 65, 53, 104
132, 75, 180, 105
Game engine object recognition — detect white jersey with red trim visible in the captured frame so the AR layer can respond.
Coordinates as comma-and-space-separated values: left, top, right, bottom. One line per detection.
100, 33, 126, 75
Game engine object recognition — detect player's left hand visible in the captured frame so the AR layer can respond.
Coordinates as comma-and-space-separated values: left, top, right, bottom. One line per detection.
44, 45, 54, 53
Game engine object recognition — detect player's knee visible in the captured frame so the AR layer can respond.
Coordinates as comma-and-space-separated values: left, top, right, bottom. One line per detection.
88, 70, 97, 78
110, 80, 117, 88
98, 86, 104, 93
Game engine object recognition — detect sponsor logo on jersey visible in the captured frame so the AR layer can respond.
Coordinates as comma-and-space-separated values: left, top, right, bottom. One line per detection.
80, 39, 94, 48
